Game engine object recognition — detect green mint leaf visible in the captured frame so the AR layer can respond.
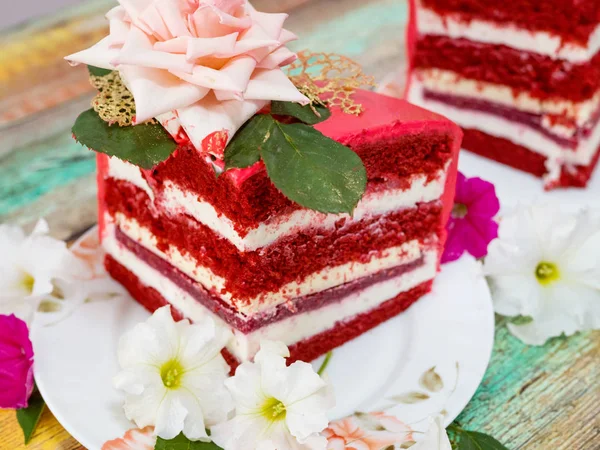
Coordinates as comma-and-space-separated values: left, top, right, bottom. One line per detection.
72, 109, 177, 169
87, 65, 113, 77
261, 122, 366, 214
16, 388, 45, 444
224, 114, 275, 170
448, 425, 508, 450
271, 101, 331, 125
155, 433, 223, 450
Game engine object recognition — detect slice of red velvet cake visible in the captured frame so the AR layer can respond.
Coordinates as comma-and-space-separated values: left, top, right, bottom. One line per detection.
96, 89, 461, 364
406, 0, 600, 189
66, 0, 461, 365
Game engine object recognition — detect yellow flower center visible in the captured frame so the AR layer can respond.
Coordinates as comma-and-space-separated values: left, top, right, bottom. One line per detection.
261, 397, 287, 422
21, 272, 35, 294
535, 262, 560, 285
160, 359, 184, 389
451, 203, 468, 219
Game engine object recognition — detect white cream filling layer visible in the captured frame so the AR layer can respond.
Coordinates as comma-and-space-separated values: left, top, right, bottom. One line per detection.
408, 79, 600, 183
415, 68, 600, 128
113, 212, 430, 316
108, 157, 155, 201
104, 229, 437, 362
416, 5, 600, 63
107, 157, 447, 252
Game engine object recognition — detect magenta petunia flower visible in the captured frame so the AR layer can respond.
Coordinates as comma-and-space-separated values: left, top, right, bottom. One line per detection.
442, 172, 500, 263
0, 314, 35, 409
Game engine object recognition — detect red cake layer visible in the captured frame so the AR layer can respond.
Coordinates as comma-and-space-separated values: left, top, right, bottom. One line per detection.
423, 90, 600, 148
104, 253, 233, 373
462, 128, 600, 188
105, 179, 442, 302
412, 36, 600, 103
417, 0, 600, 46
105, 254, 431, 364
285, 280, 431, 365
111, 228, 427, 332
96, 90, 461, 233
141, 129, 453, 232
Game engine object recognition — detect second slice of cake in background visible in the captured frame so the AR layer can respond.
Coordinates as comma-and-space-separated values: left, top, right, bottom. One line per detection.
406, 0, 600, 189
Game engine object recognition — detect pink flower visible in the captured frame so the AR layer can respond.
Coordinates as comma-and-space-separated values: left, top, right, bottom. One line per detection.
442, 172, 500, 263
323, 412, 413, 450
0, 314, 34, 409
66, 0, 308, 153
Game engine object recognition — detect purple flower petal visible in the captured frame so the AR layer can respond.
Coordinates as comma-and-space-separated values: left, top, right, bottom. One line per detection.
0, 314, 34, 409
458, 176, 500, 219
463, 217, 499, 259
442, 218, 467, 263
464, 178, 500, 218
443, 172, 501, 263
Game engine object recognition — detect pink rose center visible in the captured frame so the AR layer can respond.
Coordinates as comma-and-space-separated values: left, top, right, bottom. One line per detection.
451, 202, 468, 219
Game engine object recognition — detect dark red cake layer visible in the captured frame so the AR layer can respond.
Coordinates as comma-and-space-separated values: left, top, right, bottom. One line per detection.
105, 254, 431, 364
417, 0, 600, 46
105, 179, 442, 302
105, 254, 236, 371
413, 36, 600, 103
462, 128, 600, 188
111, 228, 428, 332
286, 280, 432, 364
423, 90, 600, 149
140, 130, 453, 232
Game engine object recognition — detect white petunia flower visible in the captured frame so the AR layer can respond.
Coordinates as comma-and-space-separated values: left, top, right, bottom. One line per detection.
113, 306, 234, 441
412, 416, 452, 450
484, 205, 600, 345
211, 340, 335, 450
0, 220, 86, 323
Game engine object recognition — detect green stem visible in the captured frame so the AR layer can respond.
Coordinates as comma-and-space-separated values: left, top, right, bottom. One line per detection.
317, 351, 333, 376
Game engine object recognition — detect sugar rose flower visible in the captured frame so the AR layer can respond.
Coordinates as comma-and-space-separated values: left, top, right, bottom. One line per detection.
0, 314, 35, 409
66, 0, 308, 149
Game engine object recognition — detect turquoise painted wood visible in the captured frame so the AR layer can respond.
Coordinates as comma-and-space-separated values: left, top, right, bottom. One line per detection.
0, 0, 598, 448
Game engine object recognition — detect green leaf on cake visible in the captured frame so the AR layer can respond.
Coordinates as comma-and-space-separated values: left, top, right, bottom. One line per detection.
223, 114, 274, 170
261, 121, 366, 214
87, 65, 113, 77
448, 424, 508, 450
16, 387, 45, 444
271, 100, 331, 125
155, 433, 223, 450
72, 109, 177, 169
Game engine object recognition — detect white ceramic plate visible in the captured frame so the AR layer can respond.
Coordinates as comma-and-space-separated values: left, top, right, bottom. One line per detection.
32, 239, 494, 450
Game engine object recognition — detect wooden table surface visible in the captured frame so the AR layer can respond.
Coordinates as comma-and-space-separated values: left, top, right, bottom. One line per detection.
0, 1, 599, 449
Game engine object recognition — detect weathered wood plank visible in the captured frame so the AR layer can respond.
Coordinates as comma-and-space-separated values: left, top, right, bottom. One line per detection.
456, 318, 600, 449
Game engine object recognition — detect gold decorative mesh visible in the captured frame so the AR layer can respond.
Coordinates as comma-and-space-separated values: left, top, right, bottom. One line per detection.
89, 71, 137, 126
287, 50, 376, 115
